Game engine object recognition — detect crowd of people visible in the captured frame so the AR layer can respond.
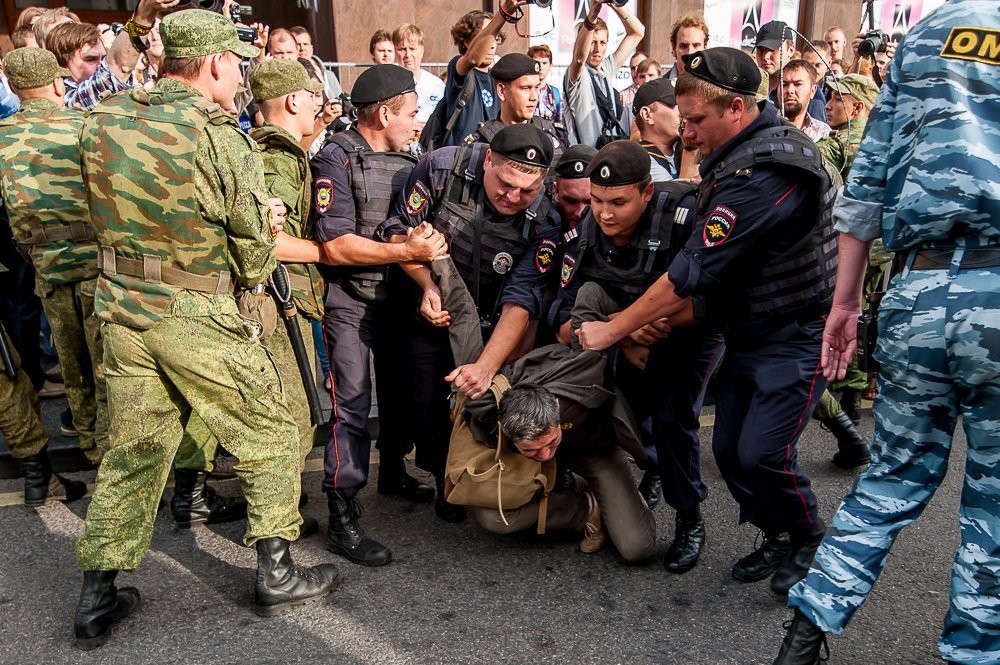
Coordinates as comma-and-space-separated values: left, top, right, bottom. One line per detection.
0, 0, 995, 663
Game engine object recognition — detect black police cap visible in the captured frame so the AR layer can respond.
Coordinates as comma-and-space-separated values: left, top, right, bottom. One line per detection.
490, 123, 552, 168
681, 47, 761, 96
632, 77, 676, 114
351, 64, 416, 107
585, 140, 650, 186
491, 53, 541, 82
754, 20, 791, 50
555, 144, 598, 179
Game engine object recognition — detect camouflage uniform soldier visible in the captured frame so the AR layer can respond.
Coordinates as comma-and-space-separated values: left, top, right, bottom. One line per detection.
72, 10, 338, 651
170, 59, 326, 531
0, 47, 109, 465
816, 73, 878, 180
0, 262, 86, 506
774, 2, 1000, 663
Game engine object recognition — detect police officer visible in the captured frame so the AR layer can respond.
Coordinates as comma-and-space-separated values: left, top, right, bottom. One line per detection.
553, 141, 723, 573
577, 48, 836, 596
73, 10, 338, 648
310, 64, 446, 566
552, 144, 597, 236
377, 123, 561, 521
0, 47, 109, 465
776, 3, 1000, 663
465, 53, 564, 166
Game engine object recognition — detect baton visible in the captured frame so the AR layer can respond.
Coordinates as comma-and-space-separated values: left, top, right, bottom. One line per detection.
269, 263, 324, 427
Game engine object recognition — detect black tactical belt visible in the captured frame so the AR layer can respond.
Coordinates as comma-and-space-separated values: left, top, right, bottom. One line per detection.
911, 247, 1000, 271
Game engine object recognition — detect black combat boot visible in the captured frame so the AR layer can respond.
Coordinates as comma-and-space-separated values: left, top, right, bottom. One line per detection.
326, 491, 392, 566
21, 449, 86, 507
732, 531, 792, 582
254, 538, 339, 617
771, 518, 827, 596
663, 504, 705, 574
638, 469, 663, 510
773, 608, 829, 665
839, 387, 862, 424
73, 571, 141, 650
171, 468, 247, 528
821, 411, 872, 469
434, 480, 467, 523
377, 458, 434, 503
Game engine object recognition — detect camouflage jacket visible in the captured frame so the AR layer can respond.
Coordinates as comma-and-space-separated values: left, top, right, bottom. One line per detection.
0, 98, 98, 284
81, 78, 276, 329
833, 0, 1000, 250
250, 123, 324, 320
818, 117, 866, 181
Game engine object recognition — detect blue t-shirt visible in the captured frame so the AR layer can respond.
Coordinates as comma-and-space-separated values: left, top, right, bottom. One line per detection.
443, 55, 499, 147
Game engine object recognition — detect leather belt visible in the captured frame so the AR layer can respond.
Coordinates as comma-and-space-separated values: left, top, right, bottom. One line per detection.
910, 247, 1000, 271
98, 247, 232, 294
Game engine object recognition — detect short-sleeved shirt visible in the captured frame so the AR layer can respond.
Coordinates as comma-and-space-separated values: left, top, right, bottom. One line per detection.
378, 146, 560, 318
443, 55, 499, 147
415, 68, 446, 124
564, 55, 620, 147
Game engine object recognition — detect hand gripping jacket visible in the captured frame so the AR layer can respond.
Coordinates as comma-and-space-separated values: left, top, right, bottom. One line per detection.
433, 142, 550, 325
696, 124, 841, 329
561, 181, 698, 306
464, 116, 565, 166
325, 129, 417, 302
251, 124, 325, 320
81, 89, 245, 330
0, 99, 98, 285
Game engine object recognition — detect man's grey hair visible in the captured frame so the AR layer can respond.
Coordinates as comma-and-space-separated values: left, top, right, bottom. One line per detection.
498, 384, 560, 445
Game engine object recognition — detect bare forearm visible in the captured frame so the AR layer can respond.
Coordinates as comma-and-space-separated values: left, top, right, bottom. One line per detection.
322, 234, 412, 266
276, 233, 324, 264
402, 261, 435, 290
611, 5, 645, 67
832, 233, 874, 311
603, 275, 689, 344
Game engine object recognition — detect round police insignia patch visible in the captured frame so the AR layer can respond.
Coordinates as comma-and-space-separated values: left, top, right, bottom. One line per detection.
526, 148, 537, 161
690, 56, 702, 69
315, 177, 333, 214
600, 165, 610, 179
493, 252, 514, 274
574, 161, 584, 173
703, 205, 737, 247
535, 239, 556, 273
560, 254, 577, 287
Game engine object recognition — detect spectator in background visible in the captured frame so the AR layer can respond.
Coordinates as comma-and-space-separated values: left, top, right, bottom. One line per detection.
369, 29, 394, 65
633, 78, 682, 182
665, 13, 708, 84
756, 20, 827, 122
11, 26, 38, 49
620, 57, 660, 137
32, 7, 78, 49
779, 59, 830, 141
290, 25, 343, 100
564, 0, 645, 147
15, 6, 45, 29
528, 44, 562, 130
267, 28, 298, 60
618, 51, 647, 119
393, 23, 445, 131
830, 57, 849, 78
824, 25, 847, 60
802, 39, 831, 81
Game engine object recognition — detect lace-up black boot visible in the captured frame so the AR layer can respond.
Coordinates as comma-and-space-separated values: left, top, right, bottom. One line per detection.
254, 538, 339, 617
74, 571, 141, 650
326, 490, 392, 566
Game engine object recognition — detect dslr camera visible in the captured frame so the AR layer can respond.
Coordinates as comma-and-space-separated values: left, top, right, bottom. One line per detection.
176, 1, 255, 42
858, 30, 889, 57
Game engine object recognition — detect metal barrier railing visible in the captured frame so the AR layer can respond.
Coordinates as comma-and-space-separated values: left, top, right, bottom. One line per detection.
322, 62, 451, 92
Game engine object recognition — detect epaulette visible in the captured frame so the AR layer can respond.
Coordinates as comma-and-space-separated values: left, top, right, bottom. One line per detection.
563, 228, 578, 244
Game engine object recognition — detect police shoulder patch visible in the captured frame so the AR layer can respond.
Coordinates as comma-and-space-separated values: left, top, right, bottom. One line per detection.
560, 254, 577, 287
315, 177, 333, 214
703, 205, 736, 247
941, 27, 1000, 65
536, 239, 557, 273
406, 181, 430, 215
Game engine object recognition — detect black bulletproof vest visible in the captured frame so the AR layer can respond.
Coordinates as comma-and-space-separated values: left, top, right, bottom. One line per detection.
696, 124, 839, 324
434, 142, 550, 323
327, 130, 417, 300
566, 181, 697, 306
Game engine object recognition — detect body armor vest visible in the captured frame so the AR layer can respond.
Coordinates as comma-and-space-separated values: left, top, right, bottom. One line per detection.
326, 130, 417, 301
565, 181, 697, 306
435, 142, 550, 323
466, 117, 564, 166
82, 90, 234, 328
697, 124, 839, 326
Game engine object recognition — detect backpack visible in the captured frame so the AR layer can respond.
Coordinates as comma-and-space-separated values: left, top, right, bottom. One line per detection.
418, 71, 476, 153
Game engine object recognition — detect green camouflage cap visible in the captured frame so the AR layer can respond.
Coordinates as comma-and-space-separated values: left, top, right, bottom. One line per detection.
4, 47, 70, 90
249, 59, 323, 102
826, 73, 879, 109
160, 9, 259, 60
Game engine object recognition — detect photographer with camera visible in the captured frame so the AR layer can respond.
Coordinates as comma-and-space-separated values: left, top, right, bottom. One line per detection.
564, 0, 644, 148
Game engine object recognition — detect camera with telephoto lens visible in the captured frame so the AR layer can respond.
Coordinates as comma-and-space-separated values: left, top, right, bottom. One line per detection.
858, 29, 888, 56
175, 1, 255, 42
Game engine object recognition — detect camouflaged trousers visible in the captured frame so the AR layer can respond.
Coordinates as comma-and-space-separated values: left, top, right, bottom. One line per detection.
0, 327, 48, 459
788, 265, 1000, 665
76, 308, 302, 571
173, 317, 317, 473
35, 276, 108, 464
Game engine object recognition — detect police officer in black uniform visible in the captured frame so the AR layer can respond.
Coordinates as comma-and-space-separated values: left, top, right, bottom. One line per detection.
577, 48, 836, 596
552, 140, 723, 573
464, 53, 564, 167
310, 64, 447, 566
377, 123, 561, 522
552, 144, 597, 238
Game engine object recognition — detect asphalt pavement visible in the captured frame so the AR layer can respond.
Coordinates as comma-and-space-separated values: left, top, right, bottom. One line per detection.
0, 393, 962, 665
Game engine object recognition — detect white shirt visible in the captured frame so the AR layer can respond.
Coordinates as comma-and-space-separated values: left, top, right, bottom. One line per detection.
414, 68, 446, 124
